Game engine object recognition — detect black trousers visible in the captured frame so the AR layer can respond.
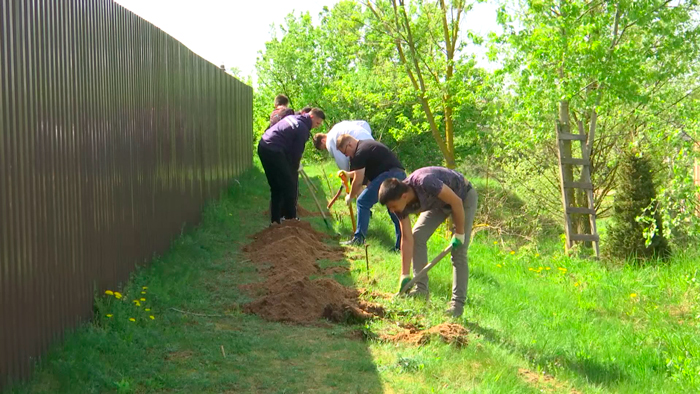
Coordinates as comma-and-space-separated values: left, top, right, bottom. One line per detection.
258, 142, 297, 223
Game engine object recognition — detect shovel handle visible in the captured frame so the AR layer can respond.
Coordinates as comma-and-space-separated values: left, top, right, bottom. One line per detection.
398, 244, 453, 294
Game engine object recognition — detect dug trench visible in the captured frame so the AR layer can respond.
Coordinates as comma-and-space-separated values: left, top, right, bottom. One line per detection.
239, 219, 469, 347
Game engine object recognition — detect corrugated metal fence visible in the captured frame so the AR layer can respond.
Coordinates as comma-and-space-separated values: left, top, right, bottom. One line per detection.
0, 0, 253, 388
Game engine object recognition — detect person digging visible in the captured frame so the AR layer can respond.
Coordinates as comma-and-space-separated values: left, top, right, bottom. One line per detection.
312, 120, 373, 172
378, 166, 478, 318
336, 134, 406, 251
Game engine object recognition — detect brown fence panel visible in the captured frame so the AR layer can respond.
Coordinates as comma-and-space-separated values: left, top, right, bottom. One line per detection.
0, 0, 254, 388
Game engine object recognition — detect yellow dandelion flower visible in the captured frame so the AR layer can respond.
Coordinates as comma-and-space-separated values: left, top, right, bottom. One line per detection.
545, 267, 551, 270
140, 298, 146, 302
142, 286, 148, 290
141, 291, 146, 295
114, 292, 123, 299
493, 241, 498, 245
535, 253, 540, 257
496, 264, 502, 268
510, 251, 515, 255
574, 282, 580, 287
538, 267, 543, 270
106, 314, 113, 318
133, 300, 141, 307
558, 267, 567, 272
528, 267, 534, 271
105, 290, 114, 296
630, 293, 637, 298
145, 308, 151, 312
149, 315, 155, 320
129, 318, 135, 322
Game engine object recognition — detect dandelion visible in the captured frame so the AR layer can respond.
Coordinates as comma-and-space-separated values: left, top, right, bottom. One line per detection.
129, 318, 135, 322
535, 253, 540, 257
510, 251, 515, 255
630, 293, 637, 298
574, 282, 580, 287
145, 308, 151, 312
558, 267, 567, 272
141, 291, 147, 295
105, 290, 114, 296
106, 314, 113, 318
493, 241, 498, 245
546, 267, 551, 270
496, 264, 502, 268
149, 315, 155, 320
140, 298, 146, 302
528, 267, 534, 271
114, 292, 123, 299
133, 300, 141, 307
142, 286, 148, 290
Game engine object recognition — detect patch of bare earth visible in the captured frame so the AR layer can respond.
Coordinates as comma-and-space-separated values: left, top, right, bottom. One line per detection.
382, 323, 469, 347
240, 220, 384, 324
518, 368, 582, 394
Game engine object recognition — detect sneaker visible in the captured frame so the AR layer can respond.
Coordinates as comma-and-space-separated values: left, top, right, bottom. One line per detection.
406, 287, 430, 300
445, 302, 464, 318
340, 237, 364, 246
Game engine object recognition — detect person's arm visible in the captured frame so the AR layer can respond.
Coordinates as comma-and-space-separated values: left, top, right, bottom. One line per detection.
349, 168, 365, 198
437, 184, 466, 241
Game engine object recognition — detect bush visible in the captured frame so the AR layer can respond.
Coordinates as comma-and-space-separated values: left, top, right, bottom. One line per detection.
605, 150, 670, 261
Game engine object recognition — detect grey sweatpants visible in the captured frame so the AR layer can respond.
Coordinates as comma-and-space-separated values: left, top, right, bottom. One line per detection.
411, 187, 478, 306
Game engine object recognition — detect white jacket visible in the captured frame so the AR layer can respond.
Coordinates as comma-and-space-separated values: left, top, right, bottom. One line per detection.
326, 120, 374, 171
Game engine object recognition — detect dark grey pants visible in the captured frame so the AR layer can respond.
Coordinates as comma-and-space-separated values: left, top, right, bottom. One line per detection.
411, 187, 478, 306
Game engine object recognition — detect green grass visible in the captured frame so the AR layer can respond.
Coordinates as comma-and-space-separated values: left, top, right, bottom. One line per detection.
5, 161, 700, 393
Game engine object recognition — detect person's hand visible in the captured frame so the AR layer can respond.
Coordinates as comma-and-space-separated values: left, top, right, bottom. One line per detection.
450, 233, 465, 248
399, 275, 411, 293
298, 163, 303, 172
337, 170, 346, 178
345, 194, 353, 205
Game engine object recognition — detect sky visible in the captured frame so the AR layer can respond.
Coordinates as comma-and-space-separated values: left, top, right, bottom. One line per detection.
114, 0, 501, 83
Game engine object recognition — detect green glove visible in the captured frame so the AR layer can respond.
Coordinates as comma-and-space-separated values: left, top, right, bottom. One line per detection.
450, 233, 465, 248
399, 275, 411, 293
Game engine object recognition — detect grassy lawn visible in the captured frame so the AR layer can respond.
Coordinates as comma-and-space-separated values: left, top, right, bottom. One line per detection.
5, 161, 700, 393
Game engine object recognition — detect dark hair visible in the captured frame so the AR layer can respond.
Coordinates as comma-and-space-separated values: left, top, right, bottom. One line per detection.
299, 106, 312, 114
379, 178, 409, 205
274, 94, 289, 107
309, 108, 325, 120
313, 133, 327, 150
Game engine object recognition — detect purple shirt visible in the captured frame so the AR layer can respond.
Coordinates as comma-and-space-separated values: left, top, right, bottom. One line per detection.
398, 167, 472, 219
260, 114, 312, 167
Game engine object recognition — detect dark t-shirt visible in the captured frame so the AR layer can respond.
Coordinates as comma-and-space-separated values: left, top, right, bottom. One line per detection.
349, 140, 403, 182
397, 167, 471, 219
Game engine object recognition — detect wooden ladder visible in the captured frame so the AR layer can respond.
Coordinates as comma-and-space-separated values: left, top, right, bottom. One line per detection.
556, 122, 600, 258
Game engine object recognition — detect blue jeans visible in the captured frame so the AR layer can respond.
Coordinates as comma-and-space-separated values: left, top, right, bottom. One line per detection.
354, 168, 406, 249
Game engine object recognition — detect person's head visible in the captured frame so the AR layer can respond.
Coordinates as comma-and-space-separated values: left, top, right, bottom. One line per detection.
299, 106, 312, 114
336, 134, 359, 158
313, 133, 328, 150
379, 178, 412, 214
274, 94, 289, 108
308, 108, 325, 129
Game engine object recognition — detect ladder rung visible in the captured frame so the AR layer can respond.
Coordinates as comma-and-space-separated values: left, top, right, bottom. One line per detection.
570, 234, 599, 242
563, 181, 593, 190
558, 133, 587, 141
561, 158, 589, 166
566, 207, 596, 215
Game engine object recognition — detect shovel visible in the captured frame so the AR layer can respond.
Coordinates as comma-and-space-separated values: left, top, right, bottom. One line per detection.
397, 244, 453, 295
299, 168, 332, 230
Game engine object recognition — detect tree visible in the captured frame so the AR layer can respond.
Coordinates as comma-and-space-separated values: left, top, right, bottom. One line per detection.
364, 0, 478, 168
495, 0, 700, 238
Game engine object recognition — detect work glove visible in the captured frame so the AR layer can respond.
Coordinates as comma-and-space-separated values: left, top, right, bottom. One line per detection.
337, 170, 346, 178
399, 275, 411, 293
450, 233, 466, 248
298, 163, 303, 172
345, 193, 353, 205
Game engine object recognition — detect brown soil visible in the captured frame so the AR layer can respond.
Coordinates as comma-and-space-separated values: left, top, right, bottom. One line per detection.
518, 368, 583, 394
383, 323, 469, 347
262, 204, 321, 217
240, 220, 384, 324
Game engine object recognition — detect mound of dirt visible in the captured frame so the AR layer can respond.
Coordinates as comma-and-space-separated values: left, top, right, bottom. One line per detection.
383, 323, 468, 347
240, 220, 384, 324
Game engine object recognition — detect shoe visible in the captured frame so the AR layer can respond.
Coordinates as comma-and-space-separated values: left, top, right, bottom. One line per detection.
340, 237, 364, 246
445, 302, 464, 318
406, 287, 430, 300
